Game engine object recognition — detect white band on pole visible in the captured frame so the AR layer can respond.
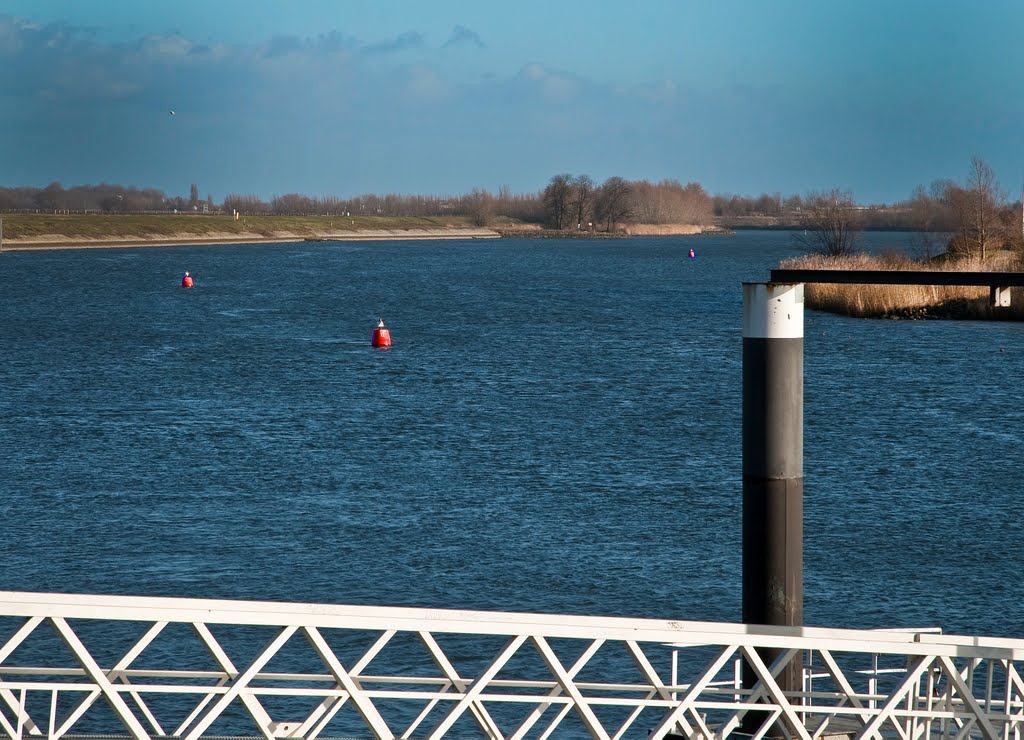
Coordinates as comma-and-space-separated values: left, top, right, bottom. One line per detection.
742, 283, 804, 339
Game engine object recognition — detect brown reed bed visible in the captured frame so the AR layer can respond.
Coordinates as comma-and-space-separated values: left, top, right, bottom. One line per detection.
778, 252, 1024, 320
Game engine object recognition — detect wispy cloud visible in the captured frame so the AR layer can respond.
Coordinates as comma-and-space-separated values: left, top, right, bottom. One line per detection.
136, 33, 194, 58
442, 25, 484, 49
360, 30, 424, 56
0, 12, 713, 197
260, 31, 356, 59
515, 63, 582, 103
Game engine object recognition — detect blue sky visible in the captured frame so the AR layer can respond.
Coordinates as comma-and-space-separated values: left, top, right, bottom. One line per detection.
2, 0, 1022, 204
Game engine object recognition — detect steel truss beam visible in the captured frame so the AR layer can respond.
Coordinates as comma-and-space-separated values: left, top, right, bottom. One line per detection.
0, 591, 1022, 740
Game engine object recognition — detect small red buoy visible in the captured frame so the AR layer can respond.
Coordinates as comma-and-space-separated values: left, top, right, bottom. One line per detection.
688, 249, 696, 259
371, 318, 392, 348
181, 271, 194, 288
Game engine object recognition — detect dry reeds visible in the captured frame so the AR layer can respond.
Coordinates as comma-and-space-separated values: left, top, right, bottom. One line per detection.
778, 252, 1024, 320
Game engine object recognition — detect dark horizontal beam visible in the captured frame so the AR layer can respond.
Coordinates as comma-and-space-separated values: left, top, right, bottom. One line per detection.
770, 269, 1024, 287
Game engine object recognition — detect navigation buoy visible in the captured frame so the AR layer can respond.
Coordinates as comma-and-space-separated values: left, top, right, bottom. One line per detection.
181, 271, 194, 288
688, 249, 696, 259
371, 318, 392, 348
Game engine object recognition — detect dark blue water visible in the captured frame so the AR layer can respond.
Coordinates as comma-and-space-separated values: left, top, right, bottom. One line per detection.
1, 231, 1021, 639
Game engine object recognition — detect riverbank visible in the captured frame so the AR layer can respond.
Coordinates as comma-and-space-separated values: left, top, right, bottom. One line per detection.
0, 213, 723, 249
783, 252, 1024, 320
0, 213, 507, 250
2, 228, 501, 250
494, 223, 724, 239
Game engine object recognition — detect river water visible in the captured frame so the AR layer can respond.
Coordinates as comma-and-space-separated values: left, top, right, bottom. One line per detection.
0, 230, 1021, 640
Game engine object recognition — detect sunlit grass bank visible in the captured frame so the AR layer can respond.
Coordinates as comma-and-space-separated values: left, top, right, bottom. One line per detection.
779, 252, 1024, 320
0, 213, 484, 241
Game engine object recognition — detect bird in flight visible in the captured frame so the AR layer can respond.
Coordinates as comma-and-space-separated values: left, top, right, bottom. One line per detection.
169, 110, 176, 116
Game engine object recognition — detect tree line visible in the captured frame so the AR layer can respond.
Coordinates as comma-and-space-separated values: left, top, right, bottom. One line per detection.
794, 158, 1024, 259
0, 182, 214, 213
223, 176, 715, 232
538, 175, 714, 231
0, 176, 712, 232
3, 160, 1021, 250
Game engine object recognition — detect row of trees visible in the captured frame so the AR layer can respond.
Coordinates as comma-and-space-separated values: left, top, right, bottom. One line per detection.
0, 182, 213, 213
540, 175, 713, 231
797, 158, 1023, 259
5, 160, 1022, 256
219, 190, 544, 223
220, 176, 713, 232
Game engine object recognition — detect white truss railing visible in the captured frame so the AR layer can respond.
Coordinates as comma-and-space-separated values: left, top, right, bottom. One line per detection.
0, 591, 1022, 740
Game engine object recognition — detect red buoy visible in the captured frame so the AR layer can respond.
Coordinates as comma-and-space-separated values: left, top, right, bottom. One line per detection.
371, 318, 392, 348
181, 271, 194, 288
688, 249, 696, 259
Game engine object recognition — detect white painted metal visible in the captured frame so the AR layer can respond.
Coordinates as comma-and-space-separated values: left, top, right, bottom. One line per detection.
990, 285, 1011, 307
0, 591, 1021, 740
742, 282, 805, 339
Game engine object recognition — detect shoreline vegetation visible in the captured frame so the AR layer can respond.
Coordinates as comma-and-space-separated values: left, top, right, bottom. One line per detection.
782, 253, 1024, 321
0, 213, 724, 250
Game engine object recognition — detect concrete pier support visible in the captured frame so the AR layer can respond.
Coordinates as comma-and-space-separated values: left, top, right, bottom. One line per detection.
742, 282, 804, 703
990, 285, 1011, 308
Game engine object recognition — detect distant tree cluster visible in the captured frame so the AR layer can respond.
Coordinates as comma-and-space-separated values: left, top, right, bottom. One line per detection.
0, 182, 215, 213
540, 174, 712, 231
6, 159, 1021, 258
0, 182, 166, 212
788, 158, 1024, 259
856, 158, 1022, 259
714, 192, 803, 220
631, 180, 714, 225
932, 158, 1020, 258
218, 187, 546, 226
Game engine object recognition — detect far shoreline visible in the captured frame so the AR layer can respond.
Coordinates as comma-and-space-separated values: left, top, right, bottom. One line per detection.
0, 228, 502, 251
0, 223, 725, 251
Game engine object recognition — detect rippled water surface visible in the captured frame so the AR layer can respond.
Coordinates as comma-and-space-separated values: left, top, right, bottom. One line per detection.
1, 231, 1021, 638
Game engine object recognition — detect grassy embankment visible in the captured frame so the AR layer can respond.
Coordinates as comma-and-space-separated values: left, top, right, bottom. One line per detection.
0, 213, 720, 245
0, 212, 489, 244
781, 252, 1024, 320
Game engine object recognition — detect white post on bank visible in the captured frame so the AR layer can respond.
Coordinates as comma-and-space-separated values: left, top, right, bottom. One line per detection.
741, 282, 805, 699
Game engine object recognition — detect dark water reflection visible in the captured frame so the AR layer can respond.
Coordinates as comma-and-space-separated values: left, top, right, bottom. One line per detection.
0, 230, 1020, 639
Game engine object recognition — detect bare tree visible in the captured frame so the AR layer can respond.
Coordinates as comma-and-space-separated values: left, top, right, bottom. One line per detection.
35, 182, 64, 211
542, 174, 573, 229
570, 175, 595, 230
594, 176, 633, 231
189, 183, 200, 209
630, 179, 713, 225
224, 194, 269, 214
794, 189, 862, 257
945, 157, 1004, 260
907, 185, 940, 259
464, 188, 495, 227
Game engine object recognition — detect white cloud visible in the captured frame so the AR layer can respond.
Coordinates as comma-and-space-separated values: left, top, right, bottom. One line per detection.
515, 63, 580, 103
405, 65, 451, 100
520, 63, 545, 81
137, 34, 193, 58
541, 74, 578, 103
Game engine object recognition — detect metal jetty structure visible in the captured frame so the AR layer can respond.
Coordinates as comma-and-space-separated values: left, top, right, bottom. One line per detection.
0, 591, 1023, 740
1, 275, 1022, 739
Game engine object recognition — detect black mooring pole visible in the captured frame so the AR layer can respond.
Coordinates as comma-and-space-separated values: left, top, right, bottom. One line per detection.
742, 282, 804, 712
